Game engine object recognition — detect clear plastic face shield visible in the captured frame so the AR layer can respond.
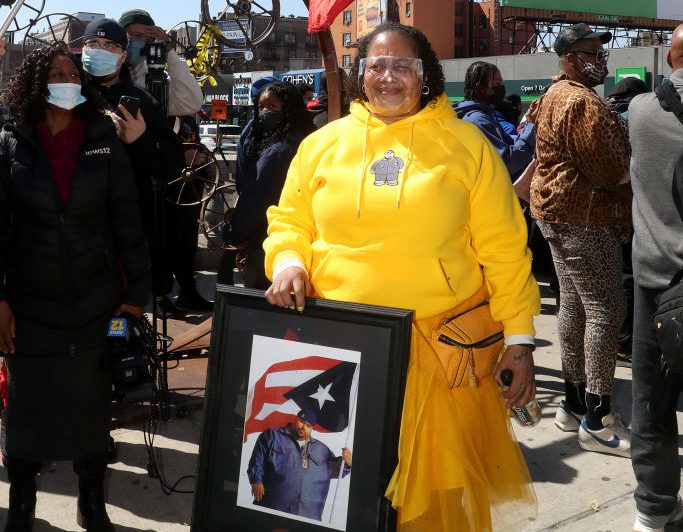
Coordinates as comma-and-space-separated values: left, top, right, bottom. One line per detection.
359, 56, 424, 83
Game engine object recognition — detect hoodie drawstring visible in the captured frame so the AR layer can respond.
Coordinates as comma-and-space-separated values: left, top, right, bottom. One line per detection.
397, 121, 415, 209
356, 112, 371, 219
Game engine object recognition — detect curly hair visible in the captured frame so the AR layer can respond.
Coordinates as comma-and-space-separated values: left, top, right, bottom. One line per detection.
246, 81, 315, 159
347, 22, 445, 109
2, 46, 107, 125
463, 61, 499, 101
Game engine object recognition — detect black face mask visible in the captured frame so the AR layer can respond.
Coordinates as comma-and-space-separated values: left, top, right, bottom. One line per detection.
491, 85, 506, 106
259, 110, 284, 133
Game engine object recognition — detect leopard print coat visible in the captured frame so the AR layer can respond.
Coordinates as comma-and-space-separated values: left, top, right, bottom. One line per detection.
530, 78, 632, 228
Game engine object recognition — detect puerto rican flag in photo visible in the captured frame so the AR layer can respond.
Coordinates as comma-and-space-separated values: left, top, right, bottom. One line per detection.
243, 354, 357, 442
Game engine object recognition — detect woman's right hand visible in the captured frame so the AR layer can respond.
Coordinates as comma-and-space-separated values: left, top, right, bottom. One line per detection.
265, 267, 311, 311
0, 300, 16, 354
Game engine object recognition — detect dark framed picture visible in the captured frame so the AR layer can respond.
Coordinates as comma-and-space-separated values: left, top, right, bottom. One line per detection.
191, 285, 413, 532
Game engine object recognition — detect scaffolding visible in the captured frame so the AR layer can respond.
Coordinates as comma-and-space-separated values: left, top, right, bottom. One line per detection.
498, 6, 676, 55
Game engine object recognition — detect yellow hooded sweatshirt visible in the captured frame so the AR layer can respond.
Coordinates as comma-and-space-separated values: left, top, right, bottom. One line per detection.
265, 93, 539, 337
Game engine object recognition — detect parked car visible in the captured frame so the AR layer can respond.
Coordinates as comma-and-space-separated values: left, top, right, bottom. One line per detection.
199, 123, 242, 152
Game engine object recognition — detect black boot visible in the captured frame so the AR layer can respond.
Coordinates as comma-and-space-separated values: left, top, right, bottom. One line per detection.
4, 457, 40, 532
74, 454, 115, 532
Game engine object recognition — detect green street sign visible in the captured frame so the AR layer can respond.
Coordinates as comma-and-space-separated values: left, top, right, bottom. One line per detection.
615, 67, 647, 82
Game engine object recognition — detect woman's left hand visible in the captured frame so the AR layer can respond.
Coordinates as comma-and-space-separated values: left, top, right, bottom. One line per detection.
115, 304, 145, 317
495, 344, 536, 409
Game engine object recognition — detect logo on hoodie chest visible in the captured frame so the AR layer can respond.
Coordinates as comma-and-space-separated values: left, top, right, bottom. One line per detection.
370, 150, 405, 186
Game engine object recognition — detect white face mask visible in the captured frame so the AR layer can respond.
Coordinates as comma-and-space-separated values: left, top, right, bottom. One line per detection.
47, 83, 87, 110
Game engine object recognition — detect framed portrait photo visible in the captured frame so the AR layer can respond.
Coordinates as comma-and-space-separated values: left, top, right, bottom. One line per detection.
191, 285, 413, 532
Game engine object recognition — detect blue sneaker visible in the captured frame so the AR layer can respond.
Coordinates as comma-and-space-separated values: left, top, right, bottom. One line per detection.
578, 412, 630, 458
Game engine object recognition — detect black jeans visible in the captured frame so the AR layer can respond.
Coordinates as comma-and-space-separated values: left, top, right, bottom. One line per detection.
631, 283, 681, 517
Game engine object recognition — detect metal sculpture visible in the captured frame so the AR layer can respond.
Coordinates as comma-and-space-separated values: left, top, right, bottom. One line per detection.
21, 12, 85, 54
200, 0, 279, 48
167, 142, 224, 207
171, 20, 223, 86
0, 0, 45, 39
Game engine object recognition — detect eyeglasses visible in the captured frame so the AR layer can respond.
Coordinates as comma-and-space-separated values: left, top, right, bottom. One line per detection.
360, 56, 424, 79
83, 40, 122, 52
572, 49, 610, 62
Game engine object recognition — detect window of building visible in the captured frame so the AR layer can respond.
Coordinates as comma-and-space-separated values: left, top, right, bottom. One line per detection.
343, 32, 351, 46
306, 33, 317, 47
455, 2, 464, 16
343, 10, 352, 25
405, 2, 412, 17
455, 24, 463, 37
479, 36, 487, 50
285, 31, 297, 46
342, 54, 351, 67
289, 50, 297, 59
480, 15, 487, 29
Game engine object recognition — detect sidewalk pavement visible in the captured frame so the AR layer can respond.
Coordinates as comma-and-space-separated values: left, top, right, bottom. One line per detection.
0, 274, 681, 531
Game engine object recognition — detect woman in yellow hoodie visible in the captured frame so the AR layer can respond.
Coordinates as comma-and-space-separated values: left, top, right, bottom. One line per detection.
264, 22, 540, 531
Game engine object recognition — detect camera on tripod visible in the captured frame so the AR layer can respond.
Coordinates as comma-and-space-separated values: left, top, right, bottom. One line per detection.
107, 313, 157, 403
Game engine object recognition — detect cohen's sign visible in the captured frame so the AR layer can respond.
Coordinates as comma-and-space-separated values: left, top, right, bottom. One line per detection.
280, 73, 315, 85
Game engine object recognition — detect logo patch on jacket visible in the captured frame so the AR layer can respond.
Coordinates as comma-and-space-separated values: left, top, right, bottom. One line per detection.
84, 147, 111, 156
370, 150, 404, 186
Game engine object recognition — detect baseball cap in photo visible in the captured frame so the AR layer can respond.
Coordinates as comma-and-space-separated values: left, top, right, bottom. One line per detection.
553, 23, 612, 56
83, 18, 128, 50
297, 409, 318, 426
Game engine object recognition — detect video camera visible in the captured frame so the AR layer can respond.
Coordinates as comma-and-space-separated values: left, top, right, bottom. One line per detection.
142, 41, 168, 72
107, 313, 157, 403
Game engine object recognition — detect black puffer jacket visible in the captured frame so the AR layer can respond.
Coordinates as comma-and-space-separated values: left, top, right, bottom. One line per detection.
0, 114, 151, 357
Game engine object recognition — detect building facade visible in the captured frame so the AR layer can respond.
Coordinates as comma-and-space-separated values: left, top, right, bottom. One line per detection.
216, 15, 322, 73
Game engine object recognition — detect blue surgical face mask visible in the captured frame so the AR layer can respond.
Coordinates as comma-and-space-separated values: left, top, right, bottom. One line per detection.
47, 83, 87, 110
125, 40, 146, 66
82, 48, 121, 77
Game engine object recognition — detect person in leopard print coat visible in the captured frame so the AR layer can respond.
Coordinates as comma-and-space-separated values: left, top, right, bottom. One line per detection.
530, 23, 632, 458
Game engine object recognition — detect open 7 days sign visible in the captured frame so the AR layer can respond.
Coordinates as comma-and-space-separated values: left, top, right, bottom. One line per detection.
499, 0, 683, 21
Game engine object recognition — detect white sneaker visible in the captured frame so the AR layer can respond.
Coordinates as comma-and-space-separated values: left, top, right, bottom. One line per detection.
634, 494, 683, 531
554, 400, 582, 432
578, 412, 631, 458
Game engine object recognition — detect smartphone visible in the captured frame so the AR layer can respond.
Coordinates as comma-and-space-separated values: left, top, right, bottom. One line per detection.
117, 95, 141, 118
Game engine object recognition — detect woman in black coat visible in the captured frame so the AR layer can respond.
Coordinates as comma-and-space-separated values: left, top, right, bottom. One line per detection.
220, 81, 315, 288
0, 46, 150, 531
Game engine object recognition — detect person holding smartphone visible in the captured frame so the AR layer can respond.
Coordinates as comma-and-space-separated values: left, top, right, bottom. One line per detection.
81, 18, 187, 317
0, 45, 150, 531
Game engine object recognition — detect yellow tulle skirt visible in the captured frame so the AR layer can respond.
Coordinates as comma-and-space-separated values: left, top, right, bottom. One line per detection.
385, 286, 537, 532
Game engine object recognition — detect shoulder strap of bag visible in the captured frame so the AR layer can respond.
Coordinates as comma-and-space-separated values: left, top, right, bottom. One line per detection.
655, 79, 683, 222
655, 79, 683, 126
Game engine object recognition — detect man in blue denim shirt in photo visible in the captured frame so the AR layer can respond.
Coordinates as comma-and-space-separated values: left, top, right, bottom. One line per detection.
247, 409, 352, 520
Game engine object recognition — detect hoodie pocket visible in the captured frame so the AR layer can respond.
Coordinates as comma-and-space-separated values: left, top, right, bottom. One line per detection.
310, 249, 457, 306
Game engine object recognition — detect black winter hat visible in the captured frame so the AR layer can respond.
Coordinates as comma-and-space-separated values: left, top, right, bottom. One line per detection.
607, 77, 649, 99
553, 23, 611, 56
83, 18, 128, 49
119, 9, 155, 28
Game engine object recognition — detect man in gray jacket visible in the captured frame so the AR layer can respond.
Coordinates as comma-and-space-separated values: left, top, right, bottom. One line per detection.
628, 23, 683, 532
119, 9, 203, 117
